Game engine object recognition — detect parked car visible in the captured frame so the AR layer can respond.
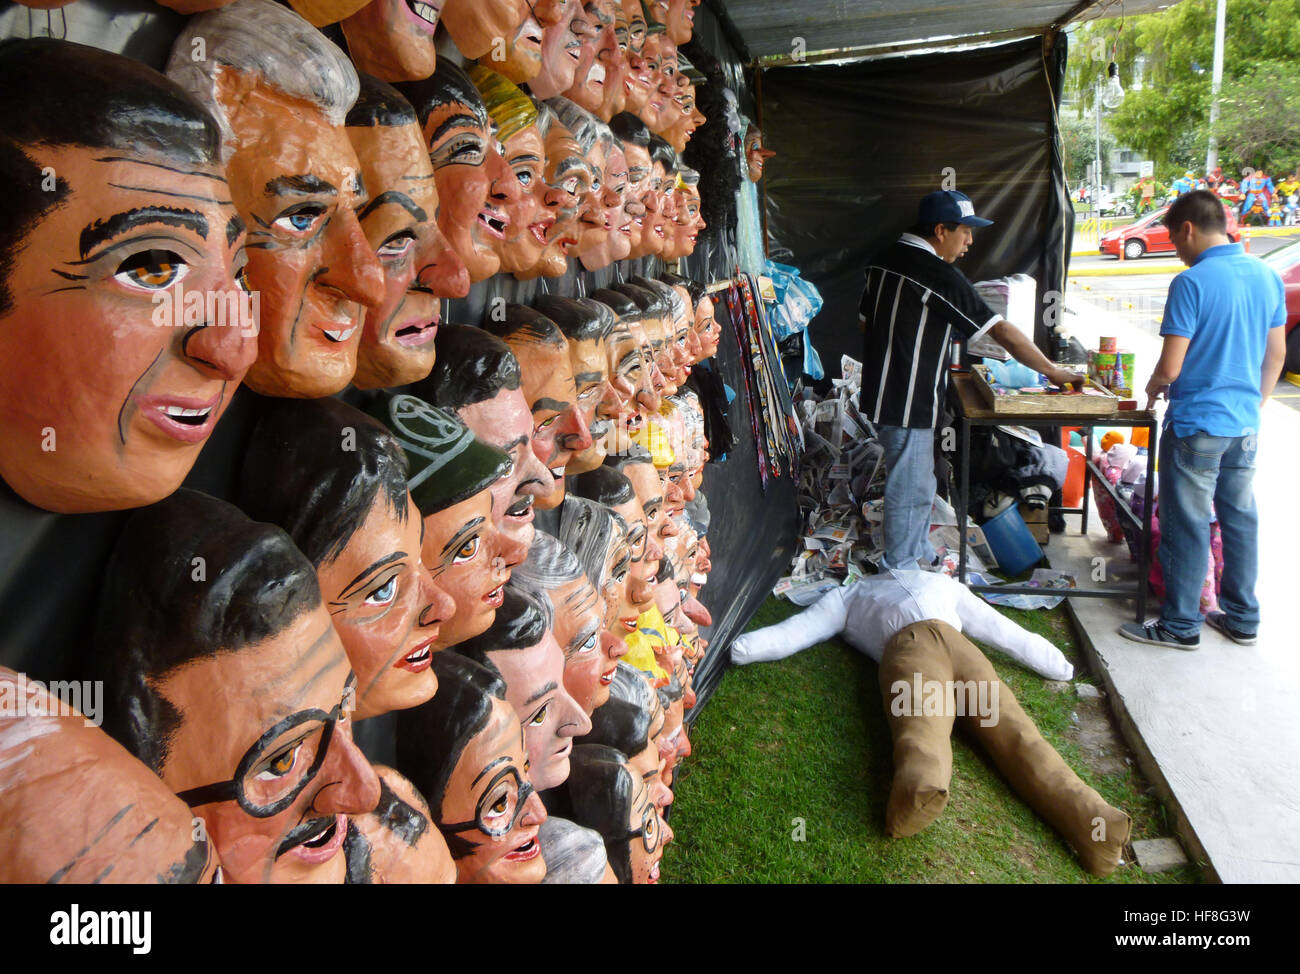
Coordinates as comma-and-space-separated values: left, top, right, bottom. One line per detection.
1099, 205, 1242, 260
1259, 237, 1300, 374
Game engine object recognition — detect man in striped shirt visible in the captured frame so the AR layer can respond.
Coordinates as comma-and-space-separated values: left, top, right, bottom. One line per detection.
859, 190, 1080, 571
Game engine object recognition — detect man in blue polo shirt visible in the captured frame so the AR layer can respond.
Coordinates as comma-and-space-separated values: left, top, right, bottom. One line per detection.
1121, 190, 1287, 649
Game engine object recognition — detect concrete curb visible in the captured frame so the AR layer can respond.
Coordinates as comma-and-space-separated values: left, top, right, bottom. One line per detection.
1060, 595, 1217, 882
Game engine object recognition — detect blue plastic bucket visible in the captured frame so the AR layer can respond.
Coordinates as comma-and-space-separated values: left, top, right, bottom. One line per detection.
980, 504, 1043, 576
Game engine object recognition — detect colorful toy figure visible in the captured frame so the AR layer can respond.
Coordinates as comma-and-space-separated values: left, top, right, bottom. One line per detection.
0, 40, 256, 514
1240, 169, 1275, 226
167, 0, 386, 399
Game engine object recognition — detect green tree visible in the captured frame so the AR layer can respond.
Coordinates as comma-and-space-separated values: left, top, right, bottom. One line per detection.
1060, 111, 1115, 186
1064, 0, 1300, 178
1213, 60, 1300, 174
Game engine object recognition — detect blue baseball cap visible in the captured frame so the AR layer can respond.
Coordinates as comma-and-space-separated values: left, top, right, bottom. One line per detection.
917, 190, 993, 228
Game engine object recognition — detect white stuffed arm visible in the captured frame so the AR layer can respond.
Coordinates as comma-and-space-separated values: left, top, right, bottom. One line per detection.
954, 584, 1074, 681
730, 588, 850, 665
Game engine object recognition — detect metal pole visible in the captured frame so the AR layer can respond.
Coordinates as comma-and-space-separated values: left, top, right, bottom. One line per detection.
1094, 82, 1103, 211
1205, 0, 1227, 173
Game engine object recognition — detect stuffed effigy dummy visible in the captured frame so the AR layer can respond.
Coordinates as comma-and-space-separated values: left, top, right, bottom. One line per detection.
99, 489, 383, 884
456, 588, 592, 791
0, 40, 256, 514
0, 667, 222, 883
440, 0, 532, 60
729, 569, 1132, 876
167, 0, 386, 399
566, 742, 671, 883
238, 397, 453, 719
347, 766, 457, 883
415, 324, 553, 552
533, 296, 618, 473
467, 67, 553, 276
510, 531, 629, 716
398, 62, 516, 283
367, 393, 522, 648
484, 304, 593, 509
341, 0, 442, 84
396, 650, 549, 883
346, 74, 469, 390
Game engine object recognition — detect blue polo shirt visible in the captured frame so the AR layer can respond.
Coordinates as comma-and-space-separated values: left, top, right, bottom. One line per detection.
1161, 242, 1286, 437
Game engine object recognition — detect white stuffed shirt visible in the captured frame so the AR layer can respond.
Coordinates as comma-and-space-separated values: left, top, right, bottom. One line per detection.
731, 570, 1073, 681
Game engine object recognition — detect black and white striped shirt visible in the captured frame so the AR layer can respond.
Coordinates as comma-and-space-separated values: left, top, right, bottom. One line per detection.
857, 234, 1000, 429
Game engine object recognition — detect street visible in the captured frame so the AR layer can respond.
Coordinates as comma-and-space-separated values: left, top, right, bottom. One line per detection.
1067, 234, 1300, 411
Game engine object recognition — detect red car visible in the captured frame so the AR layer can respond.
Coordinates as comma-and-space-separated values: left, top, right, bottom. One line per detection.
1260, 237, 1300, 374
1099, 205, 1242, 260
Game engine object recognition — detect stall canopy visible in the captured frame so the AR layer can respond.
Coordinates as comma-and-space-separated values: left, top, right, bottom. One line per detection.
716, 0, 1181, 63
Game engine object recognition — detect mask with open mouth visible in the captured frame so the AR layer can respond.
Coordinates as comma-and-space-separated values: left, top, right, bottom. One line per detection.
456, 589, 592, 791
342, 0, 443, 83
99, 489, 383, 885
440, 0, 532, 60
0, 39, 257, 513
485, 305, 593, 509
396, 652, 549, 883
477, 14, 545, 84
240, 396, 454, 721
168, 0, 386, 400
469, 67, 553, 275
348, 74, 468, 390
398, 61, 505, 282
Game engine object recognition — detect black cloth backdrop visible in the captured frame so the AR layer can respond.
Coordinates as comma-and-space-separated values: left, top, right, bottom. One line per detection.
760, 34, 1073, 369
0, 0, 799, 720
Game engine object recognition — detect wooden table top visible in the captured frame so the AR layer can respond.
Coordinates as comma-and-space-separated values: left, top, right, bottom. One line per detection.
950, 372, 1156, 423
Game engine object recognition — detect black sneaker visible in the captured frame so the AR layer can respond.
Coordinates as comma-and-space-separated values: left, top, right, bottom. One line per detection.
1118, 621, 1200, 650
1204, 611, 1257, 646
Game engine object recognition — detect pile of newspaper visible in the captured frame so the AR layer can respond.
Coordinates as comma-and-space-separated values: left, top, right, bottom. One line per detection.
772, 357, 889, 605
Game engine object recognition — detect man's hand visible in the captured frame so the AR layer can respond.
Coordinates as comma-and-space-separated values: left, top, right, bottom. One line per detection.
1145, 375, 1170, 410
1046, 366, 1086, 389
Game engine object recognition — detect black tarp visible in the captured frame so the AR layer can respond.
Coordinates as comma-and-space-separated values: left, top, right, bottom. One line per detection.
759, 33, 1073, 367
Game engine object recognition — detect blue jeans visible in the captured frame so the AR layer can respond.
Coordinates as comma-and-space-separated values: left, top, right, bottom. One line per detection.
1157, 428, 1260, 638
878, 425, 937, 571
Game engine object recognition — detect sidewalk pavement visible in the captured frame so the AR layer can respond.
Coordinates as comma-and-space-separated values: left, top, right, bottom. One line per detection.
1043, 295, 1300, 882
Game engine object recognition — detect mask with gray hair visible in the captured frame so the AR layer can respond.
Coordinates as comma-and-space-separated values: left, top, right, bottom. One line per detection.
538, 816, 610, 884
166, 0, 359, 156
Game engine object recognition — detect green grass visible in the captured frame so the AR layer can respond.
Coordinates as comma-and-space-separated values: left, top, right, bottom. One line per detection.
664, 596, 1202, 884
